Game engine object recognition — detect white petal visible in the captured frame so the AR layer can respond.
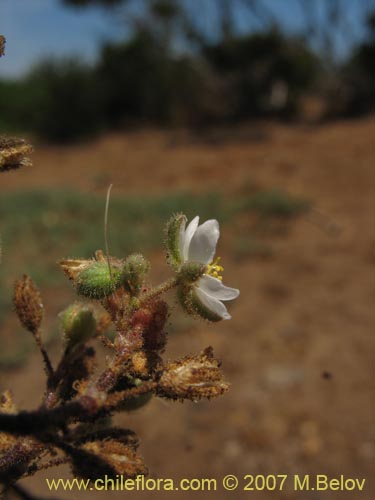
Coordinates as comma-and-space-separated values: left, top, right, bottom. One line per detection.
182, 216, 199, 261
188, 219, 220, 264
198, 275, 240, 301
195, 286, 231, 320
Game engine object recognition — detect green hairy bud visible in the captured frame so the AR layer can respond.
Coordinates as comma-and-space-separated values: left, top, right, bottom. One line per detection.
177, 261, 206, 285
76, 261, 122, 299
60, 303, 97, 348
121, 254, 150, 296
165, 213, 186, 268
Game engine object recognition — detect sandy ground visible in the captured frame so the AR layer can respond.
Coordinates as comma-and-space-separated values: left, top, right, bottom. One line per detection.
2, 118, 374, 499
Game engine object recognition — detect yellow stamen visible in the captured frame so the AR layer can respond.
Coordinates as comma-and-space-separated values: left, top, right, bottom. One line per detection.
207, 257, 224, 281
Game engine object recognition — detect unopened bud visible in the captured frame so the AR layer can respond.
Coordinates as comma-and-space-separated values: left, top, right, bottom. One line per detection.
60, 259, 122, 299
59, 303, 97, 348
13, 275, 44, 335
158, 347, 229, 401
121, 254, 150, 296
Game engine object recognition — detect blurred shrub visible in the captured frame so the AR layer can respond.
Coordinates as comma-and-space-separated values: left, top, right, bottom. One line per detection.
0, 60, 102, 142
0, 32, 215, 142
6, 20, 375, 142
96, 31, 213, 128
96, 32, 172, 126
25, 60, 103, 142
337, 12, 375, 116
63, 0, 124, 6
203, 29, 321, 119
0, 80, 28, 132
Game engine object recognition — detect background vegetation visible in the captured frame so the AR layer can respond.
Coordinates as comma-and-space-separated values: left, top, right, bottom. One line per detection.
0, 0, 374, 143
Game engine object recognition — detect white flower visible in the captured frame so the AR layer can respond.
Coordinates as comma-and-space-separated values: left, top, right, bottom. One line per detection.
179, 216, 239, 320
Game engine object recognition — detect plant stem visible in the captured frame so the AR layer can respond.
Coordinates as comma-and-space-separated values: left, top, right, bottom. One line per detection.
139, 277, 178, 306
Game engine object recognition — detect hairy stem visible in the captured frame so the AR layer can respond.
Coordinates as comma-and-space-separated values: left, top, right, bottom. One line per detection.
138, 277, 178, 306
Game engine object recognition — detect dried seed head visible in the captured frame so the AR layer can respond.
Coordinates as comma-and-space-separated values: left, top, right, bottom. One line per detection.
0, 136, 33, 172
73, 438, 147, 479
13, 275, 44, 335
0, 36, 5, 57
0, 390, 17, 414
158, 346, 230, 401
86, 439, 147, 477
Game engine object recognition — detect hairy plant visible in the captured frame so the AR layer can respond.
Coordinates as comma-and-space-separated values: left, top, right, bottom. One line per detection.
0, 37, 33, 266
0, 34, 239, 497
0, 214, 239, 493
0, 43, 238, 498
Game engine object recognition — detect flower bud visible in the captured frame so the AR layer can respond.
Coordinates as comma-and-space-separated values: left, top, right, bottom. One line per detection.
165, 213, 186, 268
59, 303, 97, 348
121, 254, 150, 296
60, 260, 123, 299
13, 275, 44, 335
158, 347, 229, 401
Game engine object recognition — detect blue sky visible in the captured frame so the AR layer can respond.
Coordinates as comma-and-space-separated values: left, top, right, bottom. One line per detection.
0, 0, 373, 79
0, 0, 125, 78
